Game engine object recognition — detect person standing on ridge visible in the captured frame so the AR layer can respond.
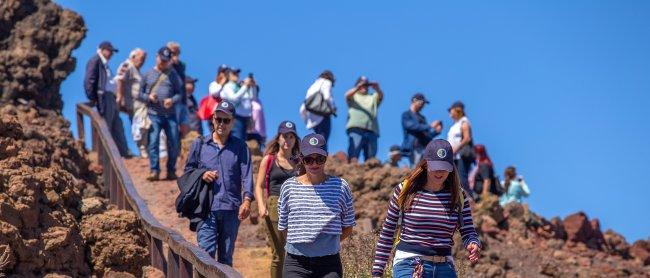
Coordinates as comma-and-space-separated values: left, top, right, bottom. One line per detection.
300, 70, 337, 151
401, 93, 442, 167
344, 76, 383, 163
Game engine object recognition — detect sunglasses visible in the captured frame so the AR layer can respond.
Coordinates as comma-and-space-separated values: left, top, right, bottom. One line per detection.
213, 117, 232, 124
302, 155, 327, 165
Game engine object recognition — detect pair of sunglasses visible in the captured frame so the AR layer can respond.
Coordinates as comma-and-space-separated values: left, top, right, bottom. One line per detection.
213, 117, 231, 124
302, 155, 327, 165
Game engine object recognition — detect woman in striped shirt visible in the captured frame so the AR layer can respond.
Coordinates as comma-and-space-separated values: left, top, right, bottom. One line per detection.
278, 133, 356, 278
372, 139, 481, 278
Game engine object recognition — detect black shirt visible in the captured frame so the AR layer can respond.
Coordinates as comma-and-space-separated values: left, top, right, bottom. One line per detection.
268, 157, 297, 196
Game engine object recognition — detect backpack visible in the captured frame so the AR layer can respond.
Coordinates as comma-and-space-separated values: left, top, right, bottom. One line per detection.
304, 81, 336, 117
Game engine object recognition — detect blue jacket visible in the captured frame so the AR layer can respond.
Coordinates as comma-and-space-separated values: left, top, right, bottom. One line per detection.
83, 54, 107, 105
401, 110, 440, 154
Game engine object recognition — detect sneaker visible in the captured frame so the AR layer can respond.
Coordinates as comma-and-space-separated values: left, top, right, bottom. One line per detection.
165, 172, 178, 180
146, 171, 159, 181
139, 145, 148, 158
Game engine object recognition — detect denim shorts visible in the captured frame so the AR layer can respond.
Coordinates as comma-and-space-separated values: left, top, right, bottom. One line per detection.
392, 257, 457, 278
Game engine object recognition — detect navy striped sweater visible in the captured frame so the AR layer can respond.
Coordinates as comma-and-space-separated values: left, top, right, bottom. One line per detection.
372, 183, 481, 277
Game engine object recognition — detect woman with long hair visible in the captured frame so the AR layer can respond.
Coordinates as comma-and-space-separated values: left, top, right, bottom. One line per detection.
499, 166, 530, 206
372, 139, 481, 278
472, 144, 501, 200
253, 121, 300, 278
278, 134, 355, 278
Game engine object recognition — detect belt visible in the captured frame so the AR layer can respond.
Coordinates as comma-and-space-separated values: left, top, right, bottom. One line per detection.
420, 255, 448, 263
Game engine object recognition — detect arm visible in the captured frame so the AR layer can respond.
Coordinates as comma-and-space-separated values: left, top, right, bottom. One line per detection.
340, 179, 356, 241
341, 226, 353, 242
453, 121, 472, 152
321, 80, 336, 109
254, 155, 271, 215
344, 86, 358, 102
373, 84, 384, 104
277, 183, 290, 231
221, 83, 249, 103
401, 112, 433, 133
138, 73, 150, 102
371, 184, 403, 277
479, 165, 492, 195
241, 144, 254, 201
209, 81, 224, 98
459, 191, 481, 249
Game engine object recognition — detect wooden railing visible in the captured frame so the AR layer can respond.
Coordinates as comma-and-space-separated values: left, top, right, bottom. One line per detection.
76, 103, 242, 278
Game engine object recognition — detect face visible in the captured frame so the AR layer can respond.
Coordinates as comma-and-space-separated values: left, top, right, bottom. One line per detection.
413, 99, 425, 112
228, 71, 239, 82
279, 133, 297, 150
390, 152, 402, 162
156, 55, 170, 69
101, 49, 113, 60
169, 45, 180, 64
133, 52, 146, 68
212, 111, 234, 136
449, 108, 460, 120
358, 85, 369, 94
185, 82, 195, 95
427, 169, 450, 185
302, 154, 327, 174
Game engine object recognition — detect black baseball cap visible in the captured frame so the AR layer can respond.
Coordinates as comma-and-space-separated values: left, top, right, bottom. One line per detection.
98, 41, 118, 52
300, 133, 327, 157
229, 67, 241, 74
412, 93, 430, 104
184, 76, 198, 83
423, 139, 454, 172
158, 46, 172, 62
447, 101, 465, 112
213, 100, 235, 116
278, 121, 297, 136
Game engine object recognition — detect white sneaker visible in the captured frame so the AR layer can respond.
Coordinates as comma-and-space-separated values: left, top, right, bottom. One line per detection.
139, 145, 149, 158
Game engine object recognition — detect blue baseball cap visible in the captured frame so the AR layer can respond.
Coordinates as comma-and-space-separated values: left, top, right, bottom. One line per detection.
213, 100, 235, 116
158, 46, 172, 62
278, 121, 297, 136
300, 133, 327, 157
412, 93, 430, 104
98, 41, 118, 52
423, 139, 454, 172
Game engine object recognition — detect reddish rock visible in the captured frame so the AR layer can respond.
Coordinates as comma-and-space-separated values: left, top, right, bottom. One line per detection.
563, 212, 594, 243
629, 240, 650, 266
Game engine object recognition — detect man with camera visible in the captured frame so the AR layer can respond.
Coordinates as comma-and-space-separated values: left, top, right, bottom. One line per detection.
344, 76, 383, 162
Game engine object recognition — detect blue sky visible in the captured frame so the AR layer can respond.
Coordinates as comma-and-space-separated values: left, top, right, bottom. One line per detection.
55, 0, 649, 242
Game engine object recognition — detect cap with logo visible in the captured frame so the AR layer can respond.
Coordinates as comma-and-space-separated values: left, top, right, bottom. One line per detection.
158, 46, 172, 62
423, 139, 454, 172
412, 93, 430, 104
213, 100, 235, 116
278, 121, 297, 136
98, 41, 118, 53
300, 133, 327, 157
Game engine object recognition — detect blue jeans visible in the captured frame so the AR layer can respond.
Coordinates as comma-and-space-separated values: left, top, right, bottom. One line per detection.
231, 115, 249, 141
454, 158, 473, 196
147, 114, 179, 173
197, 210, 241, 266
347, 128, 378, 161
312, 116, 331, 151
175, 102, 190, 125
392, 257, 457, 278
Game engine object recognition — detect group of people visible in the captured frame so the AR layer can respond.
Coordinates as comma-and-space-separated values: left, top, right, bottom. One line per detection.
84, 40, 531, 277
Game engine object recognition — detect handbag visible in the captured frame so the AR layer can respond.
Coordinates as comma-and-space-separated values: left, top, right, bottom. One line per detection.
304, 81, 335, 117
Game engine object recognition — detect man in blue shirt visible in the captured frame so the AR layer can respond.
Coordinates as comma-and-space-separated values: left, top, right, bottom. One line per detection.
138, 46, 184, 181
184, 100, 254, 266
401, 93, 443, 167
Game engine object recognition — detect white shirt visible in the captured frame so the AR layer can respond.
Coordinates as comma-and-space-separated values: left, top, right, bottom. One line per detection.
209, 81, 224, 98
299, 78, 336, 129
447, 116, 470, 159
220, 81, 254, 117
98, 49, 116, 93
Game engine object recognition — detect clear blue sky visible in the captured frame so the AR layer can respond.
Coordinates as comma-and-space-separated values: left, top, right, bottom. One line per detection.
56, 0, 650, 242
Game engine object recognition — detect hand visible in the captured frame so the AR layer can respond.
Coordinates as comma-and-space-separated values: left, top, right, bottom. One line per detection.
201, 171, 218, 183
258, 205, 268, 217
243, 78, 252, 86
467, 243, 481, 263
148, 93, 158, 102
431, 120, 442, 133
369, 82, 379, 90
239, 199, 251, 220
163, 98, 173, 109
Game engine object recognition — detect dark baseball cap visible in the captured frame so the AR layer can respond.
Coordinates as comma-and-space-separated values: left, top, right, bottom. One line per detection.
218, 64, 229, 73
423, 139, 454, 172
98, 41, 118, 52
158, 46, 172, 62
278, 121, 297, 135
229, 67, 241, 74
184, 76, 198, 83
213, 100, 235, 116
389, 145, 401, 152
300, 133, 327, 157
412, 93, 430, 104
447, 101, 465, 112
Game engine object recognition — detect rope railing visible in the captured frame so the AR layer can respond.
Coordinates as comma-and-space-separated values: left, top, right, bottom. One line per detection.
76, 102, 242, 278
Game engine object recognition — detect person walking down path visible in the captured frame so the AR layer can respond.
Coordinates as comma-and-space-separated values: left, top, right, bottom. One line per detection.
115, 48, 149, 157
254, 121, 300, 278
401, 93, 442, 167
183, 100, 254, 265
345, 76, 383, 163
138, 46, 184, 181
372, 139, 481, 278
278, 134, 356, 278
300, 70, 337, 151
447, 101, 474, 196
83, 41, 131, 157
499, 166, 531, 206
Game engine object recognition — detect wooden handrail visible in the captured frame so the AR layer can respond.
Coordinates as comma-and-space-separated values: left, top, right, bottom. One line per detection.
76, 103, 242, 278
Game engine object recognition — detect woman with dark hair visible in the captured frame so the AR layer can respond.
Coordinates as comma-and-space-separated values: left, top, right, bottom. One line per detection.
254, 121, 300, 278
447, 101, 474, 195
300, 70, 337, 151
278, 134, 355, 278
472, 144, 502, 200
372, 139, 481, 278
499, 166, 530, 206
